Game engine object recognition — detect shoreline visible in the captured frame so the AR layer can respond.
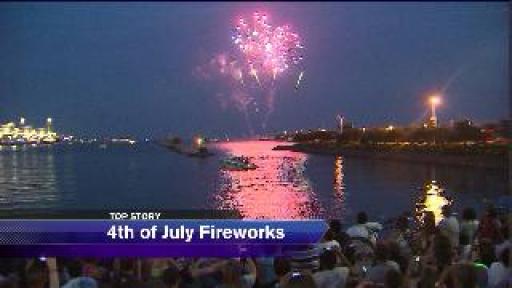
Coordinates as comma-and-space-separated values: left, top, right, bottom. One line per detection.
273, 143, 508, 170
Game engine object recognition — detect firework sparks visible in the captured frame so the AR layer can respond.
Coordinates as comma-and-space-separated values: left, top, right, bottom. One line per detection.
295, 71, 304, 90
198, 12, 305, 134
232, 12, 304, 86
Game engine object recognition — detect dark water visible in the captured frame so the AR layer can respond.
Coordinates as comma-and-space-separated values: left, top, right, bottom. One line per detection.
0, 141, 507, 222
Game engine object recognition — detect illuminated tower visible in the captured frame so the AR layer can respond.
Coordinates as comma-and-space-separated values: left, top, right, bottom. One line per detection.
336, 114, 344, 135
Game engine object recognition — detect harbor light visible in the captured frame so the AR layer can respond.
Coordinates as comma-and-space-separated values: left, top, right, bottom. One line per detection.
20, 117, 25, 126
195, 137, 204, 147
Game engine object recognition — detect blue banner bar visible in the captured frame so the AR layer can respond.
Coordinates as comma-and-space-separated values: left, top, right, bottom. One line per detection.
0, 220, 327, 257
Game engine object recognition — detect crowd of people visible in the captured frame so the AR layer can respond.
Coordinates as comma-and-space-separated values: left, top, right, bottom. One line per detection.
0, 205, 509, 288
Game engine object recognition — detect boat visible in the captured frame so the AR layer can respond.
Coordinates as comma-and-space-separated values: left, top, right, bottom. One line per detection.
221, 156, 258, 171
111, 137, 136, 145
258, 136, 274, 141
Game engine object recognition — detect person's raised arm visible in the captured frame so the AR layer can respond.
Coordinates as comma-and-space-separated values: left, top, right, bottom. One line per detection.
334, 248, 353, 268
47, 258, 59, 288
136, 258, 142, 281
244, 258, 257, 279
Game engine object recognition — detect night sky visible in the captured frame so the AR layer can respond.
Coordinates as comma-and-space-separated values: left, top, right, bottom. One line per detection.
0, 2, 508, 138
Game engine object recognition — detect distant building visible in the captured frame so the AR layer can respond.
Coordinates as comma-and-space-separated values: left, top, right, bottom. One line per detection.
425, 117, 438, 129
500, 119, 512, 139
453, 119, 474, 128
0, 118, 58, 145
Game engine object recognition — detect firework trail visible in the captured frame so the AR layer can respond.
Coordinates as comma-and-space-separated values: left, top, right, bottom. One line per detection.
295, 71, 304, 90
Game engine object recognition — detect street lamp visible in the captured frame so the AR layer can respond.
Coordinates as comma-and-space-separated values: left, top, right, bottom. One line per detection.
429, 95, 441, 128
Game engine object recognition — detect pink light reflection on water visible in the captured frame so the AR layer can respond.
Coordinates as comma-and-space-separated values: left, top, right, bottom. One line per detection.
213, 141, 322, 219
332, 156, 346, 217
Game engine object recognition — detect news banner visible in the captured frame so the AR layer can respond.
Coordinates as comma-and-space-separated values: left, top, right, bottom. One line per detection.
0, 211, 328, 257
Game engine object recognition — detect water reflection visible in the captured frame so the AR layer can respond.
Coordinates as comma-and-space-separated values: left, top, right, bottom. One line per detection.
331, 156, 346, 218
416, 180, 451, 225
0, 149, 59, 209
214, 141, 321, 219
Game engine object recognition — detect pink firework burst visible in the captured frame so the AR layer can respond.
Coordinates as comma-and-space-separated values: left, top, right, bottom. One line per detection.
232, 12, 304, 83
